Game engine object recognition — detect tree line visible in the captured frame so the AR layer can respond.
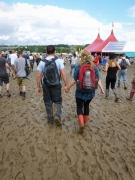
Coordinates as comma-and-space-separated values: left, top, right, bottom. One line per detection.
0, 44, 90, 54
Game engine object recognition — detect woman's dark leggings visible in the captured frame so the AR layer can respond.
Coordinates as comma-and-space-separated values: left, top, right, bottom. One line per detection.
76, 98, 92, 116
106, 75, 116, 89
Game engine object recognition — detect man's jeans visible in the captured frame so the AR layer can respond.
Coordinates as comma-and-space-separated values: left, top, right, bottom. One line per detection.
118, 69, 127, 83
42, 84, 62, 123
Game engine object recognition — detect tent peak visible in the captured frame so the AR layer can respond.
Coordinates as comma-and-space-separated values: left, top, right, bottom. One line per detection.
97, 32, 100, 37
111, 29, 114, 34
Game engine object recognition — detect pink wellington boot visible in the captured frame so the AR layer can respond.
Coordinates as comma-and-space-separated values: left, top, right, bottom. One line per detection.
83, 115, 89, 127
126, 92, 134, 101
78, 115, 84, 134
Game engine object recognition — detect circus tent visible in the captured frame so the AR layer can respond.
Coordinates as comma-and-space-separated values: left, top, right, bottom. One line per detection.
85, 29, 118, 52
85, 32, 103, 52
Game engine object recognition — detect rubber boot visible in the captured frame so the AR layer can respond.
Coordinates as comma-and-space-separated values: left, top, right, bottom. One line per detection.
112, 89, 119, 102
124, 82, 127, 90
20, 91, 23, 96
78, 115, 84, 134
105, 89, 109, 98
5, 90, 11, 97
126, 92, 134, 101
117, 83, 120, 88
22, 92, 26, 100
83, 115, 89, 127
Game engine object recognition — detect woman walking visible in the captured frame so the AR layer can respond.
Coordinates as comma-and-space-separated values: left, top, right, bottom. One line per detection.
104, 53, 121, 102
64, 50, 104, 134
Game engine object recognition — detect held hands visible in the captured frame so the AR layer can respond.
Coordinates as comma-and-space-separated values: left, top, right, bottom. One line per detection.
64, 86, 70, 93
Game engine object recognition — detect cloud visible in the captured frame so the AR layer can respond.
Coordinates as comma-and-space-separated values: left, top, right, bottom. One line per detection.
0, 35, 9, 40
0, 2, 135, 45
128, 5, 135, 17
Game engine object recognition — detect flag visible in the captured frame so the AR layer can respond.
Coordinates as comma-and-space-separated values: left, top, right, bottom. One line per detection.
112, 22, 114, 27
98, 27, 100, 32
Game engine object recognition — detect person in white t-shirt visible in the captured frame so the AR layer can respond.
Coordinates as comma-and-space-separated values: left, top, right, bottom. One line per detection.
29, 54, 34, 71
10, 50, 17, 78
70, 54, 78, 76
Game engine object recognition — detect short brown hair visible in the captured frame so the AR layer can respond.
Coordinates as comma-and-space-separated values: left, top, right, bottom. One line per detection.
46, 45, 55, 54
18, 51, 22, 55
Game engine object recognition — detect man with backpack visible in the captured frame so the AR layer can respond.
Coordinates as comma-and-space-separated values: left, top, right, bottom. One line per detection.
14, 51, 30, 100
36, 45, 68, 126
117, 53, 130, 89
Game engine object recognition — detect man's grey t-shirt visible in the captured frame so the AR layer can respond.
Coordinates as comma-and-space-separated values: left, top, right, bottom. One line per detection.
14, 58, 29, 77
0, 57, 8, 76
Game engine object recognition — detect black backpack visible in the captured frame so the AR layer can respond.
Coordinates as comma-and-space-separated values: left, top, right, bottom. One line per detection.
25, 59, 31, 77
42, 57, 60, 86
120, 59, 128, 69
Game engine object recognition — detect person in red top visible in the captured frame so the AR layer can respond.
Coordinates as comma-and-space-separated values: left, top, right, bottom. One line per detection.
93, 53, 99, 67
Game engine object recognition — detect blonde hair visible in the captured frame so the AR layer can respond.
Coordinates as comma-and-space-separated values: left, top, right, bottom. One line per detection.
78, 49, 94, 67
108, 59, 117, 67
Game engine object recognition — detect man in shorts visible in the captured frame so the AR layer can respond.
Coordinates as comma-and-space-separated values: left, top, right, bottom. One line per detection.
14, 51, 30, 100
0, 50, 11, 97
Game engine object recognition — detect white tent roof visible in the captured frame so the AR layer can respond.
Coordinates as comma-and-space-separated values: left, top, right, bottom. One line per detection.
123, 41, 135, 52
102, 41, 135, 53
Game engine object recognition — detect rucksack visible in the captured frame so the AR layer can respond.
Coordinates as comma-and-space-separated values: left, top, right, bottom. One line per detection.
76, 63, 98, 92
25, 59, 31, 77
42, 57, 60, 86
120, 59, 128, 69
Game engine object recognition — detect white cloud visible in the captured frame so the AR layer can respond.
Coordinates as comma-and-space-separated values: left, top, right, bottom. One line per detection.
0, 2, 135, 45
128, 5, 135, 17
0, 35, 9, 40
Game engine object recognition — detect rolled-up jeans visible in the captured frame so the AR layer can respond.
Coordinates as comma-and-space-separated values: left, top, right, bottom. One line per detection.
42, 84, 62, 123
118, 69, 127, 83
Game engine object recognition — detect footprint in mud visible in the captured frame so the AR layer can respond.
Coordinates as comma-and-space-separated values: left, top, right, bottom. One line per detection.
50, 151, 58, 164
15, 172, 26, 180
29, 145, 36, 157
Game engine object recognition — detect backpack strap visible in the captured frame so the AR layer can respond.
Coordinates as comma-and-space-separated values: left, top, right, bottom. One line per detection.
41, 59, 49, 63
41, 56, 58, 63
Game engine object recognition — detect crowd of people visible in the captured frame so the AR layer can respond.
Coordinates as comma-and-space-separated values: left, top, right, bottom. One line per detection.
0, 47, 135, 134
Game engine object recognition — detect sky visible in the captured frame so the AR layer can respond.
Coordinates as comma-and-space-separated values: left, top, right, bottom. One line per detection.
0, 0, 135, 45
